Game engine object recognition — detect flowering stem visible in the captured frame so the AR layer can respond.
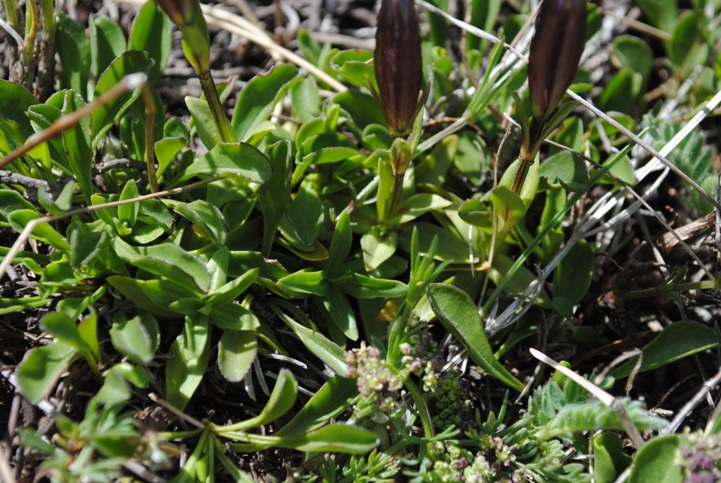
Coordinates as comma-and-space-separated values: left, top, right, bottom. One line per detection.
197, 70, 235, 143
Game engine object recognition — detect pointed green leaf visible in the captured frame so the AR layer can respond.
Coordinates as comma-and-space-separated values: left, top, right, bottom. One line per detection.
113, 237, 210, 292
610, 321, 721, 379
259, 140, 292, 256
230, 369, 298, 430
276, 376, 358, 436
427, 283, 524, 391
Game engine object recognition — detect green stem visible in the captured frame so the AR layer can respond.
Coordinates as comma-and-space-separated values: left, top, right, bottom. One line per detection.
140, 81, 159, 192
23, 0, 38, 65
197, 70, 235, 143
4, 0, 19, 30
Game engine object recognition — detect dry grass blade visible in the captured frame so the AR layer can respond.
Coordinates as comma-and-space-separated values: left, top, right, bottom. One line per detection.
529, 348, 646, 449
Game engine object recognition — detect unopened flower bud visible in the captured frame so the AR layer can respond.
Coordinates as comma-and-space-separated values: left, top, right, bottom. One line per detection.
374, 0, 424, 137
527, 0, 587, 120
155, 0, 198, 27
157, 0, 210, 73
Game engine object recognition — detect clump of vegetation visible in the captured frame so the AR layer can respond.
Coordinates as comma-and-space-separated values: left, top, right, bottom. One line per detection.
1, 0, 720, 480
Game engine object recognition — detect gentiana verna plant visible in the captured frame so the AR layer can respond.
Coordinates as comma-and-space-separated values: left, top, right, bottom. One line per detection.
3, 0, 721, 480
372, 0, 426, 226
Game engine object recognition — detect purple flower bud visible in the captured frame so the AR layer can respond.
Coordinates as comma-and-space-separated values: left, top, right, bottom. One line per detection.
155, 0, 198, 27
527, 0, 587, 120
374, 0, 424, 137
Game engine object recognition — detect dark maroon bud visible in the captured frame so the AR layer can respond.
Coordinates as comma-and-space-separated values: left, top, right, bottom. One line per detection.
527, 0, 587, 121
155, 0, 198, 27
374, 0, 424, 137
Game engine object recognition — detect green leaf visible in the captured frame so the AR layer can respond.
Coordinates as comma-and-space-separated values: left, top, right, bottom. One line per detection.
290, 77, 321, 123
258, 140, 293, 256
612, 35, 654, 82
635, 0, 677, 33
178, 142, 272, 184
173, 199, 227, 245
113, 238, 211, 293
209, 303, 261, 331
218, 330, 257, 383
594, 433, 632, 483
396, 194, 453, 223
129, 0, 171, 83
166, 316, 211, 410
110, 312, 160, 365
8, 210, 70, 251
284, 178, 324, 247
94, 369, 131, 405
599, 68, 643, 114
326, 211, 352, 274
610, 321, 721, 379
17, 342, 77, 404
333, 91, 385, 129
491, 186, 527, 241
669, 12, 701, 69
323, 287, 358, 341
276, 376, 358, 436
360, 227, 397, 272
91, 51, 154, 146
340, 274, 407, 299
0, 80, 38, 139
107, 276, 201, 318
274, 424, 378, 453
187, 96, 221, 149
539, 151, 589, 192
427, 283, 524, 391
600, 151, 635, 186
56, 14, 91, 97
89, 15, 127, 80
40, 312, 98, 367
330, 50, 375, 91
232, 64, 300, 141
230, 369, 298, 430
272, 305, 348, 375
205, 268, 258, 307
117, 179, 140, 230
278, 270, 327, 297
78, 310, 101, 363
553, 240, 594, 316
627, 435, 683, 483
0, 189, 36, 216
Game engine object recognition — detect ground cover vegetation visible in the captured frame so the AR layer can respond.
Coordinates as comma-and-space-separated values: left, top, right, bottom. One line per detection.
0, 0, 720, 480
